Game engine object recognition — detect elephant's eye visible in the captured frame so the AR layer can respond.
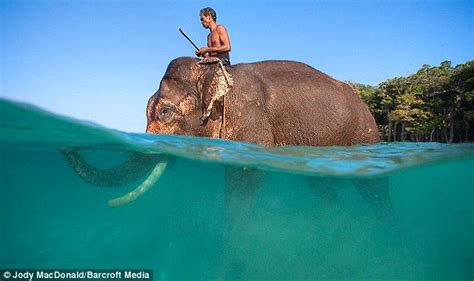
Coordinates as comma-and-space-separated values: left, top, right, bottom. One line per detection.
158, 105, 176, 123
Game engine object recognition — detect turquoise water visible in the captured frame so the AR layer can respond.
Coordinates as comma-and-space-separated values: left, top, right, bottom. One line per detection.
1, 99, 473, 280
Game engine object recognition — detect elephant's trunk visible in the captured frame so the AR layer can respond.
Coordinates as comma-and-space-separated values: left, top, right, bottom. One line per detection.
60, 149, 164, 186
60, 148, 169, 206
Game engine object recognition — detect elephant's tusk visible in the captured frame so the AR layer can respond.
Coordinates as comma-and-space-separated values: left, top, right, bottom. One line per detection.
108, 161, 168, 207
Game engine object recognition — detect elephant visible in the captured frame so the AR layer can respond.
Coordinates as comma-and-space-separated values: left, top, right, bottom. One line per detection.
146, 57, 379, 146
61, 57, 381, 207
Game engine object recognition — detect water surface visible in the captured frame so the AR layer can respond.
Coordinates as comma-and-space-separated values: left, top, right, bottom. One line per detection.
1, 99, 473, 280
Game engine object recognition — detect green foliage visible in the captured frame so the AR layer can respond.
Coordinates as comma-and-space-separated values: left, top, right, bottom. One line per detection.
355, 60, 474, 142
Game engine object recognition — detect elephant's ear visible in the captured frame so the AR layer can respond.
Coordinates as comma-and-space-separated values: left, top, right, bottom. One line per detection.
196, 62, 234, 121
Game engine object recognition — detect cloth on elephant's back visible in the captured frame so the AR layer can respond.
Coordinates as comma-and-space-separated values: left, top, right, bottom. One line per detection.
198, 57, 234, 120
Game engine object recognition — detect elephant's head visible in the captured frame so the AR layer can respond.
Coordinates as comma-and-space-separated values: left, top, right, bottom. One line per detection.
146, 57, 232, 138
61, 58, 235, 208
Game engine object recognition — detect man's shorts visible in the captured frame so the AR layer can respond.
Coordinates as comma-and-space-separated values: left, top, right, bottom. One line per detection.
198, 56, 231, 66
219, 57, 231, 66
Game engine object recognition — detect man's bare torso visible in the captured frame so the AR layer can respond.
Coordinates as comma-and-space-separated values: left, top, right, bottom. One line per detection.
208, 25, 230, 58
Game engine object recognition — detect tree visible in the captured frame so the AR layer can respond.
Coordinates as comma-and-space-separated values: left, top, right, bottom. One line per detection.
354, 60, 474, 143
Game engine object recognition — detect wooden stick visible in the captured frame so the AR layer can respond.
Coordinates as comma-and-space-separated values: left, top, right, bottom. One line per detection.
178, 28, 199, 51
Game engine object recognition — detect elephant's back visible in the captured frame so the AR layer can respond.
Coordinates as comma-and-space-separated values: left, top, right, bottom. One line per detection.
230, 60, 379, 146
232, 60, 358, 103
233, 60, 344, 88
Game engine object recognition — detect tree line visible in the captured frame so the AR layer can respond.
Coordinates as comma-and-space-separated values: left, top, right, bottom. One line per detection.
353, 60, 474, 143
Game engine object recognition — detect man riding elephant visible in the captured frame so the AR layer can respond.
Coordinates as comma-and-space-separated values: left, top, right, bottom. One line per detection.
195, 7, 232, 66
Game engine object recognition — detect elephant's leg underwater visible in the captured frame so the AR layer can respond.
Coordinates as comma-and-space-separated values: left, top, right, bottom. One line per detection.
219, 166, 264, 279
352, 177, 395, 220
60, 148, 169, 207
308, 176, 395, 220
225, 166, 263, 201
308, 176, 341, 203
223, 166, 264, 228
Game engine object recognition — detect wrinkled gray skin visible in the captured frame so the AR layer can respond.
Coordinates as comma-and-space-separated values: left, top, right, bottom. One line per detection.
146, 57, 379, 146
62, 57, 384, 209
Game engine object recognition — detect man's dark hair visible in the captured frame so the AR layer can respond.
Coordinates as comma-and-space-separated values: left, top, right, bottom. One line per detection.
200, 7, 216, 22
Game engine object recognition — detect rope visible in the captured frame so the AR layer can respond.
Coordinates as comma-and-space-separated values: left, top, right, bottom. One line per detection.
199, 59, 233, 139
219, 95, 226, 139
217, 60, 230, 139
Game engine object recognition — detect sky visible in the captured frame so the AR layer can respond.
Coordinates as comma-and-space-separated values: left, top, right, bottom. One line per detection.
1, 0, 473, 133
